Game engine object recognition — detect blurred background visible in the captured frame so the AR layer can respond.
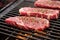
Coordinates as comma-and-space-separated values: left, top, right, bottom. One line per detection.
0, 0, 15, 9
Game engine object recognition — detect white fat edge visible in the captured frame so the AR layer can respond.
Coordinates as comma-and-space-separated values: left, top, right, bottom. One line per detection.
46, 11, 58, 19
47, 14, 51, 20
51, 10, 59, 19
43, 18, 49, 23
45, 12, 55, 16
37, 0, 41, 1
19, 7, 32, 15
16, 18, 25, 26
55, 14, 58, 19
27, 11, 31, 16
52, 10, 59, 14
37, 0, 48, 2
55, 10, 59, 19
19, 8, 25, 14
7, 17, 17, 21
56, 10, 59, 14
19, 8, 23, 12
55, 13, 59, 19
45, 19, 49, 27
40, 12, 44, 18
42, 18, 49, 28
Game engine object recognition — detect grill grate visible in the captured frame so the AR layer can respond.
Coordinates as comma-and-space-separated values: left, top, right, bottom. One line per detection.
0, 1, 60, 40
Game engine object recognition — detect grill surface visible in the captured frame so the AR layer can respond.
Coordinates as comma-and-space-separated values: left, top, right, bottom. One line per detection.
0, 0, 60, 40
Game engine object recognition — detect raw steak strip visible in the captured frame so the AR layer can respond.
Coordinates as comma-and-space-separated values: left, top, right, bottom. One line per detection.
19, 7, 59, 20
5, 16, 49, 31
34, 0, 60, 9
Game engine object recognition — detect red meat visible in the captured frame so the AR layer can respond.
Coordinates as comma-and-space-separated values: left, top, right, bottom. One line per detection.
34, 0, 60, 9
19, 7, 59, 20
5, 16, 49, 31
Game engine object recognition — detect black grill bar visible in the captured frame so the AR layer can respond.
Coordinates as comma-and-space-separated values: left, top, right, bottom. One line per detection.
51, 23, 60, 26
48, 28, 60, 32
0, 20, 58, 38
0, 24, 60, 38
5, 37, 10, 40
0, 23, 52, 40
0, 31, 22, 40
0, 30, 38, 40
50, 20, 60, 23
0, 29, 39, 40
2, 20, 59, 39
0, 23, 60, 36
0, 32, 16, 38
50, 25, 60, 29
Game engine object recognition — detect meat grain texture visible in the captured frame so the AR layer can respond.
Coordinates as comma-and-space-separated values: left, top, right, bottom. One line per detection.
19, 7, 59, 20
34, 0, 60, 9
5, 16, 49, 31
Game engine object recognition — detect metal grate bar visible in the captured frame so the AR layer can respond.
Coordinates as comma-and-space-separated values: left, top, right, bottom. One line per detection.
0, 25, 52, 40
0, 32, 17, 38
5, 37, 10, 40
2, 16, 59, 39
0, 32, 38, 39
50, 25, 60, 29
50, 21, 60, 24
0, 22, 59, 39
48, 28, 60, 32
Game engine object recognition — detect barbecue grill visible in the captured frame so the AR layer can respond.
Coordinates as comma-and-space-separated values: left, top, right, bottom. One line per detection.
0, 0, 60, 40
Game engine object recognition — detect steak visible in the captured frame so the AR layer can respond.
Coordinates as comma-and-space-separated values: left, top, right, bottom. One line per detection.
5, 16, 49, 31
19, 7, 59, 20
34, 0, 60, 9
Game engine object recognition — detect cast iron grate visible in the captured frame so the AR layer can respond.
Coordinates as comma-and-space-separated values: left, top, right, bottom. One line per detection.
0, 1, 60, 40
